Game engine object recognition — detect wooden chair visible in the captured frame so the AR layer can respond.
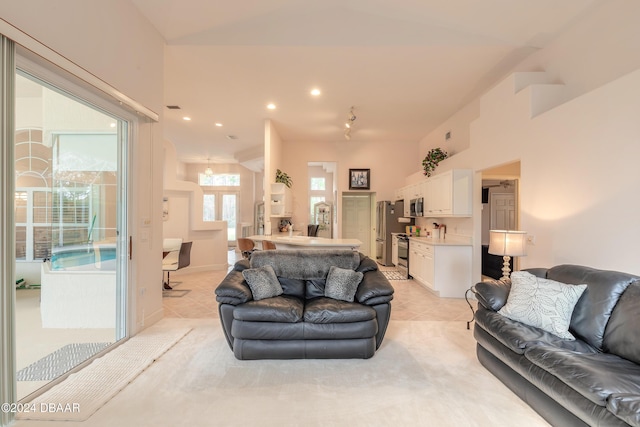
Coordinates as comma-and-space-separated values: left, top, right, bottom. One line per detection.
262, 240, 277, 250
237, 238, 255, 259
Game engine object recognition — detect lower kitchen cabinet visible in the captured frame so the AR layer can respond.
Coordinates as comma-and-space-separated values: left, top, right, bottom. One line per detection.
409, 239, 472, 298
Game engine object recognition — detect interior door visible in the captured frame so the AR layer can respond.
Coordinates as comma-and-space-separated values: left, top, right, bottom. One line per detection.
490, 193, 516, 230
341, 194, 372, 256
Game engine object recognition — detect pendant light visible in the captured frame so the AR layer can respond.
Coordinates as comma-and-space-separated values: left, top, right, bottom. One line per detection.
205, 158, 213, 176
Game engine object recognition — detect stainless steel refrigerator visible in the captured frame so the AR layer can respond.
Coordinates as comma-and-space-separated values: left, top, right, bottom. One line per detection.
376, 200, 409, 266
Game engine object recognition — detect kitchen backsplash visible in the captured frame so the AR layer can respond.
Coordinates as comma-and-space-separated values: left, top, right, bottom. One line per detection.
415, 216, 473, 238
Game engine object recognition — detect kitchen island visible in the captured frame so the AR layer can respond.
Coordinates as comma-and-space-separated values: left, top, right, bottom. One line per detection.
247, 235, 362, 251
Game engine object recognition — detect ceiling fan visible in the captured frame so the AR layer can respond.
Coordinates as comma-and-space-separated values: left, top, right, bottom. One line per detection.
483, 180, 514, 189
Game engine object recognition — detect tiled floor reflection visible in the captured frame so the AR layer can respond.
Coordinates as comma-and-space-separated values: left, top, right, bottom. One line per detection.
163, 250, 475, 322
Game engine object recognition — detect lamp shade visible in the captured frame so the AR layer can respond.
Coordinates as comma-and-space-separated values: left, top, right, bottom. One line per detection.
488, 230, 527, 257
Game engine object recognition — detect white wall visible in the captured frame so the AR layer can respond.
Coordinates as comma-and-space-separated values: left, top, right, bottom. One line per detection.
2, 0, 167, 331
184, 162, 257, 236
427, 70, 640, 275
414, 0, 640, 276
264, 120, 283, 234
279, 139, 418, 237
162, 140, 228, 272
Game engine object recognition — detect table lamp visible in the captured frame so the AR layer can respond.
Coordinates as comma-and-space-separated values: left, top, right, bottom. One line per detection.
488, 230, 527, 280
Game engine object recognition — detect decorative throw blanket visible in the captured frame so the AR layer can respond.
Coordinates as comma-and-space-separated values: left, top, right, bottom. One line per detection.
250, 250, 360, 279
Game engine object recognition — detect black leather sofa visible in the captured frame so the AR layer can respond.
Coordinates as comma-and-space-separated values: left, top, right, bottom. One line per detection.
215, 250, 394, 360
473, 264, 640, 427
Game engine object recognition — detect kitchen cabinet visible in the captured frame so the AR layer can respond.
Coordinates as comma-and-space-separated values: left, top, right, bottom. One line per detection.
270, 183, 292, 217
403, 187, 411, 217
409, 238, 472, 298
409, 239, 433, 289
424, 169, 472, 217
391, 234, 399, 266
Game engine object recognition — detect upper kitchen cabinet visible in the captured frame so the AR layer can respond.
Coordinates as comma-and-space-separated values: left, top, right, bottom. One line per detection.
424, 169, 472, 217
270, 182, 293, 217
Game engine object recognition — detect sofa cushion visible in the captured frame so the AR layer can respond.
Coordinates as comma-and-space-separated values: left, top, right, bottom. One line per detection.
475, 308, 598, 355
233, 295, 303, 323
498, 271, 586, 340
607, 394, 640, 427
547, 264, 638, 350
325, 266, 363, 302
250, 249, 360, 280
231, 318, 378, 340
525, 344, 640, 406
242, 265, 283, 301
304, 297, 376, 324
277, 277, 305, 299
305, 279, 326, 299
603, 281, 640, 364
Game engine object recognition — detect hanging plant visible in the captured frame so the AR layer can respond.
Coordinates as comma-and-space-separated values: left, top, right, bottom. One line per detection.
422, 148, 448, 177
275, 169, 293, 188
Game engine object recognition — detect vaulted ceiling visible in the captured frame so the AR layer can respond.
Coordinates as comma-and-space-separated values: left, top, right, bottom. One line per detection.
131, 0, 604, 170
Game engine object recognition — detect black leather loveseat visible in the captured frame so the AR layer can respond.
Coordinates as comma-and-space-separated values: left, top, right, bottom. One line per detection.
473, 264, 640, 427
215, 250, 394, 360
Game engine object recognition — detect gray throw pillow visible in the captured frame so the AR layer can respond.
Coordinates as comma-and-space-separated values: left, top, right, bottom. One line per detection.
242, 264, 283, 301
325, 266, 363, 302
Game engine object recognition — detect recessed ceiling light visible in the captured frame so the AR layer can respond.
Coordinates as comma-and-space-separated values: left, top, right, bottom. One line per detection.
266, 103, 276, 110
109, 123, 116, 128
215, 123, 223, 127
183, 116, 191, 121
310, 88, 321, 96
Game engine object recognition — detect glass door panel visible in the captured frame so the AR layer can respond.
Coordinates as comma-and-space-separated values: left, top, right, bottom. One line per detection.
204, 191, 238, 243
14, 72, 127, 399
222, 194, 236, 242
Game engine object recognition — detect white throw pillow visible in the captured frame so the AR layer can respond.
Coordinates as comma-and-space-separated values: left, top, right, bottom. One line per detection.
498, 271, 587, 340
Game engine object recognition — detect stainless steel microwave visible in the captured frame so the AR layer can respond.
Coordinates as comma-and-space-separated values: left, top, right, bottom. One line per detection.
410, 197, 423, 217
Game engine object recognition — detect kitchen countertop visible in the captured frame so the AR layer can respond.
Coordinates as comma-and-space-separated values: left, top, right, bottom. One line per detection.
408, 235, 472, 246
247, 234, 362, 249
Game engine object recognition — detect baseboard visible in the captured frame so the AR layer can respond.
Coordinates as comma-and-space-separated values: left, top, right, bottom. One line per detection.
172, 264, 229, 275
134, 307, 164, 335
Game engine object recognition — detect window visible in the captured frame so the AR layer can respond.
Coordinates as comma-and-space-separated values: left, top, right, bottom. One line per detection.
15, 187, 92, 261
203, 194, 215, 221
310, 177, 325, 191
199, 173, 240, 186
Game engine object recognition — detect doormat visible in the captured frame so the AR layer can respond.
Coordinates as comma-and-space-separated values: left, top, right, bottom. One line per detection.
163, 289, 191, 298
17, 342, 112, 382
16, 326, 191, 421
382, 270, 408, 281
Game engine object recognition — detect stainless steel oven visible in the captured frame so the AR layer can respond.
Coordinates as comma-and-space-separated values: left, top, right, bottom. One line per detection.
397, 235, 409, 279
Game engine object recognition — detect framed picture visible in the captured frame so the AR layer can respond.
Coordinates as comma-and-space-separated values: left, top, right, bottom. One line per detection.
349, 168, 370, 190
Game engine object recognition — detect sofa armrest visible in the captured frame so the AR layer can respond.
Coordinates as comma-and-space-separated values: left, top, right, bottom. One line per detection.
356, 270, 394, 305
474, 279, 511, 311
215, 270, 253, 305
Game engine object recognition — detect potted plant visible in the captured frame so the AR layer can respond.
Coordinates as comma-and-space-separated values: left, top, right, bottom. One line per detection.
275, 169, 293, 188
422, 148, 448, 177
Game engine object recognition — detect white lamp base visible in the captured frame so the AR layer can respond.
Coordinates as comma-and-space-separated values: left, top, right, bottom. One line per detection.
501, 255, 512, 280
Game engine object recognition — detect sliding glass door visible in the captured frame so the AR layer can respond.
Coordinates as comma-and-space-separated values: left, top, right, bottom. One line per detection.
12, 69, 129, 399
